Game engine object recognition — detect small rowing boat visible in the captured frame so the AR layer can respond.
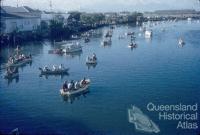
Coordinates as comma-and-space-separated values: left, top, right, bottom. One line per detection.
6, 57, 32, 68
60, 79, 90, 96
86, 54, 97, 64
39, 67, 69, 75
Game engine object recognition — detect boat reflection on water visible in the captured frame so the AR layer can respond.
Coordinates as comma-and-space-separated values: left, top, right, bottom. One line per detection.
62, 90, 90, 104
39, 73, 69, 80
6, 76, 19, 86
86, 63, 97, 70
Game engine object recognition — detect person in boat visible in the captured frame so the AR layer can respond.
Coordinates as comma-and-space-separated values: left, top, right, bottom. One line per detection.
59, 64, 64, 70
92, 53, 97, 61
75, 81, 80, 89
53, 65, 57, 71
68, 81, 72, 90
80, 77, 87, 86
63, 81, 68, 92
21, 54, 25, 59
43, 66, 49, 71
71, 80, 75, 90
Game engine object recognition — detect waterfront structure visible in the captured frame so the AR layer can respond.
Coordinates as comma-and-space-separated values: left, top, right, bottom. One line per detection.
144, 9, 200, 21
0, 6, 41, 34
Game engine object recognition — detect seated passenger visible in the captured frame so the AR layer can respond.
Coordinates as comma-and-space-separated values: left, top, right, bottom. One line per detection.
75, 81, 80, 89
68, 82, 72, 90
53, 65, 57, 71
59, 64, 64, 70
63, 81, 68, 91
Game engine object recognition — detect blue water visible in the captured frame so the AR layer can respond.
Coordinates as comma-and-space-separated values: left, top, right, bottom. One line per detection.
0, 21, 200, 135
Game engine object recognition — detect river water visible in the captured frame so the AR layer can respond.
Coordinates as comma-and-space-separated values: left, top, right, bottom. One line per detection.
0, 21, 200, 135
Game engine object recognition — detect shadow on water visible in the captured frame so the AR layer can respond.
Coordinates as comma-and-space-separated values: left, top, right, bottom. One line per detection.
86, 63, 98, 70
6, 76, 19, 86
39, 73, 69, 80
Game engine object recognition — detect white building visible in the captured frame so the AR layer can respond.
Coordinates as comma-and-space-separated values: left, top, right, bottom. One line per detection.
1, 6, 41, 34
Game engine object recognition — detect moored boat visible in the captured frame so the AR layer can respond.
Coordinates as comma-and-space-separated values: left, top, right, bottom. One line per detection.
60, 79, 91, 96
6, 57, 32, 68
62, 42, 82, 53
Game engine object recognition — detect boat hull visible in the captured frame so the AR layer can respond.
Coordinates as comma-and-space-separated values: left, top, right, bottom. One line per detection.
6, 58, 32, 68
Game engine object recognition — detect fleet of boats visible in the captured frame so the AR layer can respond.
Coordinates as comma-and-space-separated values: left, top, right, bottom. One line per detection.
1, 20, 190, 132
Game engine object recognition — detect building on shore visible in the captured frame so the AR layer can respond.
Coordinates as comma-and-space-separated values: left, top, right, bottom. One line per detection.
0, 6, 41, 34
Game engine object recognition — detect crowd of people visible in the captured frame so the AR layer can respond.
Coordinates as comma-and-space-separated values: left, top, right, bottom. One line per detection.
62, 78, 88, 92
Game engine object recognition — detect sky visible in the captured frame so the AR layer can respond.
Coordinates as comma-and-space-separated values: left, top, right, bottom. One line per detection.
1, 0, 200, 12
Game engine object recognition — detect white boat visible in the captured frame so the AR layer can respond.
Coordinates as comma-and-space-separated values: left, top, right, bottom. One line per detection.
60, 79, 91, 96
62, 42, 82, 53
145, 30, 152, 38
39, 67, 69, 75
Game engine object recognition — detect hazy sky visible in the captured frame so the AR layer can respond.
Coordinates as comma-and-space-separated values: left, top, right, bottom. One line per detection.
2, 0, 200, 12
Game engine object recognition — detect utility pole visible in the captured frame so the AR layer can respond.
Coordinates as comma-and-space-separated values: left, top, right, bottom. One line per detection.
17, 0, 19, 7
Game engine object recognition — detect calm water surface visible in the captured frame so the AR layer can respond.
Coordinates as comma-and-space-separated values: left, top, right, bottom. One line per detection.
0, 21, 200, 135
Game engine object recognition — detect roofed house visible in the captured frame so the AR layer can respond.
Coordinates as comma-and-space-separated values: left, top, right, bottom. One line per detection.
0, 6, 41, 34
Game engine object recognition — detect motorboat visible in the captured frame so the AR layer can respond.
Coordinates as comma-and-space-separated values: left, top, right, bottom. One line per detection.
145, 30, 152, 38
39, 66, 69, 75
62, 42, 82, 53
128, 105, 160, 133
60, 79, 91, 96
